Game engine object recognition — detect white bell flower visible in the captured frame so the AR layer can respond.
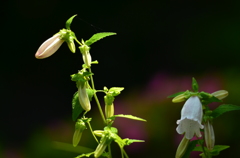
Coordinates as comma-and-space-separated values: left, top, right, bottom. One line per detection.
176, 96, 204, 139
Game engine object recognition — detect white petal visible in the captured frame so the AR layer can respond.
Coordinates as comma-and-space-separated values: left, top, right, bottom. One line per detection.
180, 96, 203, 122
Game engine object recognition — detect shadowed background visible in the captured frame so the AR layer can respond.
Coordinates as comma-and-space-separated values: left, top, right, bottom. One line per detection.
1, 0, 240, 157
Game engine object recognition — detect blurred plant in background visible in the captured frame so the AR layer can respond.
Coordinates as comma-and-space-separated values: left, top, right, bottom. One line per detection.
170, 78, 240, 158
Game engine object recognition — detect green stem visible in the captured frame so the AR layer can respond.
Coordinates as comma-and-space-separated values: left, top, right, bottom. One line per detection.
199, 139, 210, 158
108, 144, 112, 158
87, 122, 99, 144
122, 148, 129, 158
120, 148, 124, 158
88, 67, 106, 124
74, 38, 83, 46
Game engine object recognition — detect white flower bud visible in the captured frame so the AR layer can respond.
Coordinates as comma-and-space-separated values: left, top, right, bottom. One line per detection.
211, 90, 228, 100
35, 34, 64, 59
78, 83, 91, 111
204, 121, 215, 150
80, 45, 92, 67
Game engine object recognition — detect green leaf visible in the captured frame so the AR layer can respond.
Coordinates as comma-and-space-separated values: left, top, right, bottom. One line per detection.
192, 77, 199, 92
167, 91, 185, 98
211, 104, 240, 118
72, 92, 84, 121
201, 96, 222, 105
193, 146, 205, 152
182, 140, 198, 158
76, 152, 95, 158
65, 15, 77, 30
85, 32, 116, 46
109, 114, 146, 122
210, 145, 230, 156
108, 87, 124, 96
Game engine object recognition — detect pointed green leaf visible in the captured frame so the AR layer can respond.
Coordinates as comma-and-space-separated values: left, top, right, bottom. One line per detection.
201, 96, 222, 105
211, 104, 240, 118
192, 77, 199, 92
76, 152, 95, 158
66, 15, 77, 30
72, 92, 84, 121
167, 91, 185, 98
182, 140, 198, 158
109, 114, 146, 122
85, 32, 116, 46
193, 146, 206, 152
108, 87, 124, 96
210, 145, 230, 156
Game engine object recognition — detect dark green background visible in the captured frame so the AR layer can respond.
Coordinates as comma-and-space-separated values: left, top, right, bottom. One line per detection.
1, 0, 240, 157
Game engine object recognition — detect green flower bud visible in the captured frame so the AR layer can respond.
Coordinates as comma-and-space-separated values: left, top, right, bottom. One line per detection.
211, 90, 228, 100
73, 120, 86, 147
80, 45, 92, 67
104, 96, 114, 119
67, 36, 76, 53
78, 82, 91, 111
94, 133, 112, 158
172, 93, 187, 103
93, 130, 104, 137
35, 34, 64, 59
204, 120, 215, 150
105, 104, 114, 119
175, 136, 189, 158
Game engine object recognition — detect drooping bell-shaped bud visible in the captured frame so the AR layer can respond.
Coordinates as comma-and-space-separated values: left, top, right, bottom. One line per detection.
72, 119, 86, 147
67, 35, 76, 53
211, 90, 228, 100
35, 34, 64, 59
79, 44, 92, 67
175, 136, 189, 158
78, 82, 91, 111
94, 133, 112, 158
176, 96, 204, 139
104, 95, 115, 119
105, 103, 114, 119
204, 120, 215, 150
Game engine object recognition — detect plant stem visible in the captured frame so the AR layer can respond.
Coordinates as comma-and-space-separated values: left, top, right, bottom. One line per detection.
199, 140, 211, 158
122, 148, 129, 158
120, 148, 124, 158
74, 38, 83, 46
108, 144, 112, 158
88, 67, 106, 124
87, 122, 99, 144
